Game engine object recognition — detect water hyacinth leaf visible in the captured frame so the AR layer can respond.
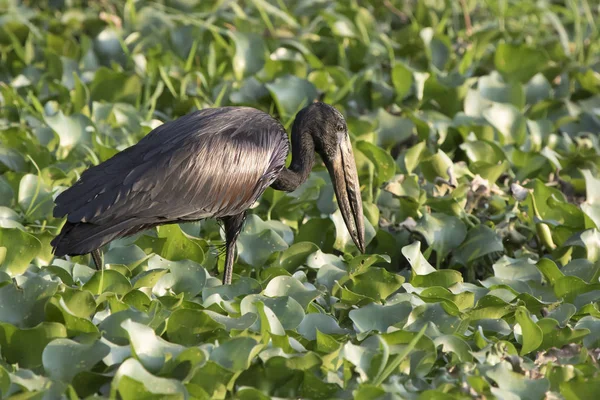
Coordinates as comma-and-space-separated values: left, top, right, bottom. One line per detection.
486, 361, 550, 399
402, 242, 435, 275
44, 111, 93, 151
166, 308, 226, 346
210, 337, 262, 372
0, 147, 26, 172
561, 379, 600, 400
121, 319, 185, 373
420, 287, 474, 310
89, 67, 142, 104
356, 140, 395, 186
83, 269, 132, 295
478, 72, 525, 108
537, 318, 589, 350
153, 259, 207, 298
375, 108, 415, 147
0, 227, 41, 275
131, 268, 168, 289
42, 338, 109, 382
263, 276, 319, 309
453, 225, 503, 266
575, 317, 600, 348
414, 213, 467, 261
104, 245, 148, 266
230, 32, 266, 81
0, 322, 67, 368
45, 296, 98, 335
460, 140, 506, 164
297, 313, 347, 340
240, 294, 304, 330
349, 267, 404, 301
405, 303, 461, 335
156, 224, 205, 263
277, 242, 319, 271
494, 43, 548, 83
482, 103, 527, 145
1, 3, 599, 399
18, 174, 53, 220
237, 214, 291, 266
98, 309, 154, 345
493, 257, 542, 282
0, 275, 58, 327
112, 358, 188, 399
349, 302, 412, 334
515, 307, 543, 355
581, 170, 600, 228
331, 209, 376, 253
391, 62, 413, 99
306, 249, 346, 270
434, 335, 473, 363
266, 75, 318, 119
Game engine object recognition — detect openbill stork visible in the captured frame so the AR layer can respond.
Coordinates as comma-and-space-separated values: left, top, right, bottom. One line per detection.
51, 102, 365, 284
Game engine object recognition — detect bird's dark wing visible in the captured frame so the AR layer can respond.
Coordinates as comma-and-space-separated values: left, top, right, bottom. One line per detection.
52, 107, 289, 256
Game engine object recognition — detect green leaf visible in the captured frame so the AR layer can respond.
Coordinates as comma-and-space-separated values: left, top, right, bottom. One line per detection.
515, 306, 543, 355
237, 215, 290, 267
561, 379, 600, 400
349, 267, 404, 301
89, 67, 142, 104
156, 224, 205, 263
297, 313, 347, 340
0, 322, 67, 368
486, 361, 549, 400
230, 32, 266, 81
402, 241, 435, 275
42, 338, 109, 382
454, 225, 504, 265
44, 111, 94, 151
83, 269, 132, 295
45, 296, 98, 335
266, 75, 318, 120
112, 358, 187, 399
210, 337, 262, 372
0, 227, 41, 275
240, 294, 304, 330
153, 258, 207, 298
356, 140, 395, 186
478, 72, 525, 108
414, 213, 467, 261
494, 43, 549, 83
482, 103, 527, 145
434, 335, 473, 363
263, 276, 319, 309
331, 209, 376, 253
0, 275, 58, 327
391, 62, 413, 99
349, 302, 412, 334
122, 319, 185, 373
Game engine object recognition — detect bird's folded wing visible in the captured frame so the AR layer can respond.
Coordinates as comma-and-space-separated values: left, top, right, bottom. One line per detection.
53, 107, 289, 226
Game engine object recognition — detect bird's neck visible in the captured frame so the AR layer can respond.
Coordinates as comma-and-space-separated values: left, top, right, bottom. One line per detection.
271, 126, 315, 192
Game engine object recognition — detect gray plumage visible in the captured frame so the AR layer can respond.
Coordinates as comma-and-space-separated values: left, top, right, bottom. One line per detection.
51, 102, 365, 285
52, 107, 288, 257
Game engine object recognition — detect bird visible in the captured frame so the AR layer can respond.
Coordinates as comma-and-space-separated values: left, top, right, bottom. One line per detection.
51, 102, 365, 285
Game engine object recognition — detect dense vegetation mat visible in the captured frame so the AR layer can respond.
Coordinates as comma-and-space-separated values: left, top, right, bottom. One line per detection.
0, 1, 599, 398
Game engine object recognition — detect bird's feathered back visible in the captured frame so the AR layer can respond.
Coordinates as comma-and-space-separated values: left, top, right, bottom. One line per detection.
52, 107, 289, 256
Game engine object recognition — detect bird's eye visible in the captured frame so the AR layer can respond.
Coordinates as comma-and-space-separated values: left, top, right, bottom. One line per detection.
336, 124, 345, 132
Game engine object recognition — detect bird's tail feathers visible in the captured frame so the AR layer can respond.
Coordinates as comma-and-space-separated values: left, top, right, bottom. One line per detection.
51, 218, 136, 257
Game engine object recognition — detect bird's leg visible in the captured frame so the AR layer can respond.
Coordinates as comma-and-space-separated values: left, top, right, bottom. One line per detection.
222, 212, 246, 285
91, 249, 103, 271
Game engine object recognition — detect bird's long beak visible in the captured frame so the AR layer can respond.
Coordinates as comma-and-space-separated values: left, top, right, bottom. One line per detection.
324, 135, 366, 253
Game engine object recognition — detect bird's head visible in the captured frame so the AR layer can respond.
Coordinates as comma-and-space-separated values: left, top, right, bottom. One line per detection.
294, 102, 366, 253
